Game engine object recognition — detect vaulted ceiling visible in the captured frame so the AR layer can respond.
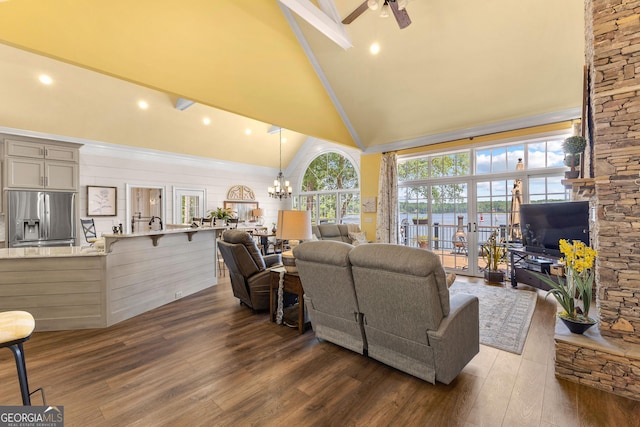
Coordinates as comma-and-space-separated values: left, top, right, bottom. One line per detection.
0, 0, 584, 169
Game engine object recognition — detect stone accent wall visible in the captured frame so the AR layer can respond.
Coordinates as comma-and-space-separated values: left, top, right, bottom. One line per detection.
590, 0, 640, 343
555, 329, 640, 401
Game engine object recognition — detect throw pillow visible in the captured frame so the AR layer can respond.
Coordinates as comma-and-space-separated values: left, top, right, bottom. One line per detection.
348, 231, 368, 246
446, 272, 456, 287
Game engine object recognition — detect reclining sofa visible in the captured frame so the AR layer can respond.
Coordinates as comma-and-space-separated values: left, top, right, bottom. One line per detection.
293, 241, 479, 385
310, 224, 352, 243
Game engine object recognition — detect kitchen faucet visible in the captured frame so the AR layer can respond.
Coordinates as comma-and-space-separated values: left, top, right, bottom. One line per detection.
148, 216, 163, 229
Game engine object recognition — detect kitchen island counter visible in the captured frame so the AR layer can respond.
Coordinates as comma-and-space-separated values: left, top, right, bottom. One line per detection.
0, 227, 223, 331
0, 246, 105, 259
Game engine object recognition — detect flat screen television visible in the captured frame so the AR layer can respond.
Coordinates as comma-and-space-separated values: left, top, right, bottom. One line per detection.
519, 201, 590, 258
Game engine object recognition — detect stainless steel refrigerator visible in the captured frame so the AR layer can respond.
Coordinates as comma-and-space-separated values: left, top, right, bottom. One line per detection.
7, 190, 76, 247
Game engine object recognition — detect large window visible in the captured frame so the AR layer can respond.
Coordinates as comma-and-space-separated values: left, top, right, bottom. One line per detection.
295, 152, 359, 225
397, 133, 571, 275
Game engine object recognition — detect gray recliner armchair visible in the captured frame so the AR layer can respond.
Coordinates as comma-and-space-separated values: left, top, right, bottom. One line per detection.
218, 230, 282, 311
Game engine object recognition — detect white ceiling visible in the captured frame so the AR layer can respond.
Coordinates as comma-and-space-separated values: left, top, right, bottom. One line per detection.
0, 0, 585, 168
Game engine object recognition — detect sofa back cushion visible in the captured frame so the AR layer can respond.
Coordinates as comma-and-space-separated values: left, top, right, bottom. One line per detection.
349, 244, 450, 335
293, 240, 359, 320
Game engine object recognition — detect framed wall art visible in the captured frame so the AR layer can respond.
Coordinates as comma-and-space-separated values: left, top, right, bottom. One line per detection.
87, 186, 117, 216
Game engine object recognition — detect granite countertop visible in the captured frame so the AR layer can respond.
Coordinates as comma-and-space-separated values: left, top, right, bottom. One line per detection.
101, 226, 224, 239
0, 246, 106, 259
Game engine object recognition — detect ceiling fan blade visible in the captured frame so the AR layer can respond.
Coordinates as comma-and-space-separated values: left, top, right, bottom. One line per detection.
390, 1, 412, 29
342, 1, 369, 24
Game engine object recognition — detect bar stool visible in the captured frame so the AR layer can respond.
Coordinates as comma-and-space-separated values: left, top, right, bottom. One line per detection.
0, 311, 35, 405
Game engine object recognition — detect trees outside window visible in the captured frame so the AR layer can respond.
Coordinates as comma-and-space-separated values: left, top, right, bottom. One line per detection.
297, 152, 359, 225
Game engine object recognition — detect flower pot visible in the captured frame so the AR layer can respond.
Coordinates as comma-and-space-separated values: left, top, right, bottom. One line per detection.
559, 316, 596, 334
413, 219, 428, 225
484, 270, 505, 284
564, 170, 580, 179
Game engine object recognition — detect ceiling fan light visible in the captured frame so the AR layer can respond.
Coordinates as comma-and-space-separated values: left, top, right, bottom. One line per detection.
379, 3, 390, 18
398, 0, 408, 10
367, 0, 379, 11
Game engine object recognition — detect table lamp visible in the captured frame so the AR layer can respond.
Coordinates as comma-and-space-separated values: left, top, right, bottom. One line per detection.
276, 210, 312, 272
252, 208, 264, 225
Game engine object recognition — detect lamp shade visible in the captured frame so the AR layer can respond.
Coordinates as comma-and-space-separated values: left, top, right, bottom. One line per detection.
252, 208, 264, 217
276, 210, 312, 241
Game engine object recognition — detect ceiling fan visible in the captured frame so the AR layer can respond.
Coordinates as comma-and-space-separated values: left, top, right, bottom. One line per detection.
342, 0, 412, 29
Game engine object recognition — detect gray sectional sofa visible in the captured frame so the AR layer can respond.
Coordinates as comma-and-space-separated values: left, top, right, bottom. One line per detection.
293, 241, 479, 385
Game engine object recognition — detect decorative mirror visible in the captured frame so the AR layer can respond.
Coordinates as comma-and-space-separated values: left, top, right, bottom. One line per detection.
224, 201, 259, 222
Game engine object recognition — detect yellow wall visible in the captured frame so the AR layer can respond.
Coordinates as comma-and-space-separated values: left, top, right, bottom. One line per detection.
360, 153, 382, 240
359, 121, 575, 240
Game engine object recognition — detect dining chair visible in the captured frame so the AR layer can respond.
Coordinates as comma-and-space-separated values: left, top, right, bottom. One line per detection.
80, 218, 97, 245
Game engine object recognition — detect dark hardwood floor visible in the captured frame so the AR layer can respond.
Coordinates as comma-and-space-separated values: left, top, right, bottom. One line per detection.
1, 275, 639, 426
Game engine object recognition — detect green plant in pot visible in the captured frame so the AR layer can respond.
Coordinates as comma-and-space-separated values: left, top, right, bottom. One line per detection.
532, 239, 597, 334
562, 135, 586, 179
482, 231, 505, 283
417, 235, 429, 249
211, 207, 232, 225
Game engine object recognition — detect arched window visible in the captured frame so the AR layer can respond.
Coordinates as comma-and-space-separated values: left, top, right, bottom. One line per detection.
295, 152, 360, 225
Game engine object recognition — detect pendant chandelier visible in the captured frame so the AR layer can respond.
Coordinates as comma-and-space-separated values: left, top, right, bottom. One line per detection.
268, 128, 292, 199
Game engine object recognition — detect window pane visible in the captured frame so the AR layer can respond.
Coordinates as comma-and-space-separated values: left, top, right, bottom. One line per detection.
547, 139, 565, 167
398, 158, 428, 180
302, 152, 358, 191
299, 195, 317, 223
528, 176, 568, 201
476, 149, 491, 174
454, 152, 471, 176
491, 147, 507, 173
319, 194, 337, 224
341, 192, 360, 224
507, 146, 525, 170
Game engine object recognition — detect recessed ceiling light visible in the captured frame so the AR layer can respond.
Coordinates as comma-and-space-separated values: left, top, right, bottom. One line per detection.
370, 43, 380, 55
38, 74, 53, 85
203, 118, 211, 125
138, 100, 149, 110
245, 128, 252, 135
281, 137, 287, 143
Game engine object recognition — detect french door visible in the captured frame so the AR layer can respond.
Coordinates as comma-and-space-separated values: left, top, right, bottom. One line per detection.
400, 176, 522, 277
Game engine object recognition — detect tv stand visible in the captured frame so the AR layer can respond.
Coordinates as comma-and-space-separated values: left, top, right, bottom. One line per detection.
508, 247, 561, 290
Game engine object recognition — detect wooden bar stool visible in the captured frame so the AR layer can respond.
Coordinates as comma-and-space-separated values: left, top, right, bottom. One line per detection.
0, 311, 35, 405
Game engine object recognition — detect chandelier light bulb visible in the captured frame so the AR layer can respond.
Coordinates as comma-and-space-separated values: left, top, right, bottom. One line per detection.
268, 127, 292, 199
380, 3, 390, 18
367, 0, 379, 11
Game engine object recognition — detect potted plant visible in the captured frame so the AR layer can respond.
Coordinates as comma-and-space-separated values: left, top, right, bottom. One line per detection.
211, 207, 232, 226
481, 231, 505, 283
532, 239, 597, 334
562, 135, 586, 179
417, 236, 429, 249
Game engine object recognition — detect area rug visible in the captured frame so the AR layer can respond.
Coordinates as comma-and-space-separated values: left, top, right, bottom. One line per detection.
449, 281, 537, 354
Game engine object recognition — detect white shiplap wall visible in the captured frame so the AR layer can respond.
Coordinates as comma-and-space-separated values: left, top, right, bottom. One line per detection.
80, 142, 286, 235
79, 138, 362, 236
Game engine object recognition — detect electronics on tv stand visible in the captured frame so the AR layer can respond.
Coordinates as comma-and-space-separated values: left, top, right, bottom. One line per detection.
525, 258, 552, 273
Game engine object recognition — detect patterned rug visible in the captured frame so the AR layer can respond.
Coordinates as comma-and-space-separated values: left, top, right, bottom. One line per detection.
449, 281, 537, 354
